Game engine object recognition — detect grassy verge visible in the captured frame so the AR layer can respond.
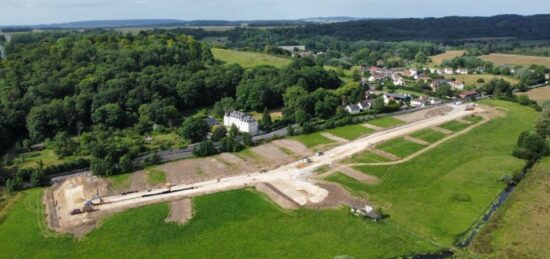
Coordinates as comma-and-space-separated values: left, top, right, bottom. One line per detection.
377, 138, 426, 158
438, 120, 470, 132
325, 173, 368, 196
325, 124, 375, 140
212, 48, 291, 68
469, 157, 550, 257
354, 100, 537, 246
410, 129, 448, 143
290, 132, 334, 148
367, 117, 404, 128
0, 188, 440, 258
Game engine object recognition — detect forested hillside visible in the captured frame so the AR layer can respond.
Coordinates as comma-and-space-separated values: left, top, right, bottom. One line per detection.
0, 31, 344, 155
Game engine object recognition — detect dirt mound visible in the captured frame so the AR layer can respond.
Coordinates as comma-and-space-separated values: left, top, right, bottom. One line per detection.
165, 198, 193, 224
256, 183, 299, 210
305, 182, 370, 210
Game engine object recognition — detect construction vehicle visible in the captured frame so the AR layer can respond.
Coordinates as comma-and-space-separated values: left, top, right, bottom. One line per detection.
351, 205, 382, 222
297, 157, 312, 169
465, 104, 476, 111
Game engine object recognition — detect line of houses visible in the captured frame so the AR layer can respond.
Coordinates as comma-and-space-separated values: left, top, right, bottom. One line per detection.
364, 66, 467, 91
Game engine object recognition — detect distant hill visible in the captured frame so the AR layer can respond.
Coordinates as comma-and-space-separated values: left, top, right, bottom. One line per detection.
297, 14, 550, 41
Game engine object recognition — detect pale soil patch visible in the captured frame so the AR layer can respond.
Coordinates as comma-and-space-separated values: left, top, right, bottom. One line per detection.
271, 139, 312, 156
404, 136, 430, 146
305, 182, 370, 210
255, 183, 299, 210
320, 132, 349, 143
251, 143, 292, 163
269, 179, 328, 206
165, 198, 193, 224
362, 123, 384, 131
338, 166, 380, 184
430, 126, 453, 135
395, 106, 453, 123
130, 170, 149, 190
45, 176, 110, 238
370, 148, 401, 161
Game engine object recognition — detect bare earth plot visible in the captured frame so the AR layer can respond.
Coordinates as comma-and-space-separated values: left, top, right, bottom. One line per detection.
165, 198, 193, 224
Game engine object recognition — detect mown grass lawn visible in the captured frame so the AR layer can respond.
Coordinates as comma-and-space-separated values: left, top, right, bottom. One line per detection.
462, 115, 483, 124
348, 151, 391, 164
438, 120, 470, 132
325, 172, 368, 196
0, 188, 440, 258
368, 117, 404, 128
290, 132, 334, 148
354, 100, 537, 246
377, 138, 426, 158
325, 124, 375, 140
410, 129, 448, 144
212, 48, 291, 68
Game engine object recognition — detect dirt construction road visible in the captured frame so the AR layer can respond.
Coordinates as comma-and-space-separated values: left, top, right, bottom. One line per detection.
93, 104, 477, 213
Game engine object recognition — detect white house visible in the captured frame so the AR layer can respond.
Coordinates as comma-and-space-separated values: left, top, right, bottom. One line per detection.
410, 96, 439, 107
455, 68, 469, 75
392, 74, 405, 86
345, 104, 362, 114
449, 81, 465, 90
224, 111, 258, 135
443, 68, 454, 75
383, 93, 411, 104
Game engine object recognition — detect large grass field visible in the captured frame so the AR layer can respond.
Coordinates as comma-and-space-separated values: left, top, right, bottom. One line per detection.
324, 124, 375, 140
428, 50, 465, 66
367, 116, 404, 128
516, 86, 550, 105
480, 53, 550, 67
0, 188, 441, 258
469, 157, 550, 257
377, 138, 426, 158
444, 74, 519, 88
212, 48, 292, 68
353, 100, 537, 246
290, 132, 334, 148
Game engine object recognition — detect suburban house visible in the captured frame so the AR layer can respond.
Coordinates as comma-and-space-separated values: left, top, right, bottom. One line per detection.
455, 68, 469, 75
443, 68, 454, 75
278, 45, 306, 52
391, 74, 405, 86
449, 81, 465, 90
205, 116, 218, 128
457, 90, 480, 100
401, 68, 418, 78
224, 111, 259, 135
345, 99, 374, 114
368, 73, 388, 82
345, 104, 362, 114
383, 93, 411, 104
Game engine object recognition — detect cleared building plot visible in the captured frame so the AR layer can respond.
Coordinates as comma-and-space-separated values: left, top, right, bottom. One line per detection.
410, 129, 448, 144
438, 120, 471, 132
324, 124, 375, 141
366, 116, 405, 128
290, 132, 335, 148
347, 150, 392, 164
376, 138, 426, 158
325, 172, 369, 197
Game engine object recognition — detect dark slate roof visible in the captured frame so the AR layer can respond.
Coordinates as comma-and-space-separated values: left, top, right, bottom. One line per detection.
225, 111, 257, 123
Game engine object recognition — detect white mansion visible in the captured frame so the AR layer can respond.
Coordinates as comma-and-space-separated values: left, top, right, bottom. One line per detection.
223, 111, 259, 135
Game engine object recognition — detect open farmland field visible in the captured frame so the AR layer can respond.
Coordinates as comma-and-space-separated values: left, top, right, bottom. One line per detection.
0, 188, 440, 258
212, 48, 291, 68
444, 74, 519, 87
428, 50, 465, 66
480, 53, 550, 67
469, 157, 550, 257
516, 86, 550, 105
351, 100, 537, 246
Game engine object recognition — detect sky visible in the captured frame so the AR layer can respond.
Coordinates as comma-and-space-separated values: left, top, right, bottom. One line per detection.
1, 0, 549, 25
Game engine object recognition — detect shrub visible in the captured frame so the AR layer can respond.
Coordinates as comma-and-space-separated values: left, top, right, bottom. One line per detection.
193, 141, 218, 157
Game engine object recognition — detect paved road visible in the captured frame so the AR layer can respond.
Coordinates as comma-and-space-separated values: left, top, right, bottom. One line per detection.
95, 104, 476, 212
